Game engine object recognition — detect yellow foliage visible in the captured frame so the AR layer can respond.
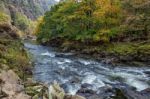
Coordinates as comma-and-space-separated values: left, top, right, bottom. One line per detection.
33, 16, 44, 35
0, 12, 10, 24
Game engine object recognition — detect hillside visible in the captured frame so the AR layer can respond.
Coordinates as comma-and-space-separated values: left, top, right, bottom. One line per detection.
36, 0, 150, 66
0, 0, 56, 98
0, 0, 56, 19
0, 0, 56, 34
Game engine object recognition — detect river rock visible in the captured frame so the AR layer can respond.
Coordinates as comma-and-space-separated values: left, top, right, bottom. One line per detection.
141, 88, 150, 94
81, 83, 93, 89
77, 84, 96, 98
112, 87, 150, 99
76, 83, 150, 99
143, 71, 150, 77
70, 76, 82, 83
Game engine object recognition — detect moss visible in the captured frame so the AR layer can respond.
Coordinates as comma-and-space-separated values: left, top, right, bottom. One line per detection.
137, 43, 150, 55
107, 43, 136, 56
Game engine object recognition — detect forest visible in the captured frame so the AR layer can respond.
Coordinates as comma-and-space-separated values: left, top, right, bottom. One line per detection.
35, 0, 150, 65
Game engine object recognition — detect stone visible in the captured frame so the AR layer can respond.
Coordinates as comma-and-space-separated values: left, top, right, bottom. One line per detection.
0, 70, 31, 99
49, 82, 65, 99
15, 93, 31, 99
65, 95, 86, 99
0, 70, 21, 84
71, 95, 86, 99
2, 83, 24, 95
32, 94, 39, 99
81, 83, 93, 89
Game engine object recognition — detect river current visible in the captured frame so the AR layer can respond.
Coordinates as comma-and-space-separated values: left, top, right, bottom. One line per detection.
24, 42, 150, 95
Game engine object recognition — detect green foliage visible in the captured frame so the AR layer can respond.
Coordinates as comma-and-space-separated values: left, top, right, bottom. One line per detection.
0, 12, 9, 23
0, 35, 30, 79
36, 0, 124, 43
34, 0, 150, 65
36, 0, 150, 44
13, 12, 30, 31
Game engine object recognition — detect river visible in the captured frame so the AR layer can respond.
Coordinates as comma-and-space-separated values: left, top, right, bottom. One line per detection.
24, 42, 150, 95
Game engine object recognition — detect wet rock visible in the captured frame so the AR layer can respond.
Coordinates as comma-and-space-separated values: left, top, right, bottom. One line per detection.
76, 83, 150, 99
60, 83, 69, 93
81, 83, 93, 89
77, 84, 96, 98
70, 76, 81, 84
143, 71, 150, 77
141, 88, 150, 94
112, 87, 150, 99
55, 53, 74, 58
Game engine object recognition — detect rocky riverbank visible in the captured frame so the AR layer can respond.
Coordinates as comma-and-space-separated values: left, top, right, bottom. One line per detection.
42, 39, 150, 67
0, 17, 87, 99
24, 41, 150, 99
0, 20, 32, 99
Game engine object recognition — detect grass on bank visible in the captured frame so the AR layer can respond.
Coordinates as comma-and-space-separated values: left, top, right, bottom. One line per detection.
0, 29, 31, 80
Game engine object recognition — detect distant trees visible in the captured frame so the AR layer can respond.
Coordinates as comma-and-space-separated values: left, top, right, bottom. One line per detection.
36, 0, 150, 44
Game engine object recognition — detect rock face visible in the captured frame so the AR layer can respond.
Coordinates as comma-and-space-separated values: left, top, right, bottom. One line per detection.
1, 0, 56, 20
0, 70, 31, 99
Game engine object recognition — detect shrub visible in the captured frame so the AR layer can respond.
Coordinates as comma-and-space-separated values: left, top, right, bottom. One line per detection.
0, 12, 10, 23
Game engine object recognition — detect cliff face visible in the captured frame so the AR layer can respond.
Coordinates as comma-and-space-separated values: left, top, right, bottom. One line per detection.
1, 0, 56, 20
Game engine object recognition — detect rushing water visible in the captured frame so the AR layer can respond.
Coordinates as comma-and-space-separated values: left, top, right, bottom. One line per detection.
24, 42, 150, 95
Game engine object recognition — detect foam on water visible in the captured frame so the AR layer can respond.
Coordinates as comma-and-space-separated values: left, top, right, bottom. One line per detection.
126, 78, 149, 91
41, 51, 55, 57
82, 74, 97, 84
67, 84, 80, 95
24, 42, 150, 95
79, 60, 91, 65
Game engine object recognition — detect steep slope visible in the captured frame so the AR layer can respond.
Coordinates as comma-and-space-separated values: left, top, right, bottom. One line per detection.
1, 0, 56, 19
0, 0, 56, 34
